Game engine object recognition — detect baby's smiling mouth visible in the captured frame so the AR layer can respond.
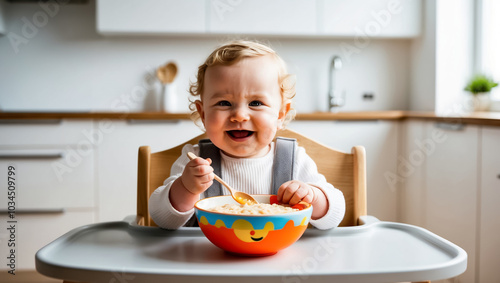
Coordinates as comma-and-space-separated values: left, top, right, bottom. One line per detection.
227, 130, 254, 139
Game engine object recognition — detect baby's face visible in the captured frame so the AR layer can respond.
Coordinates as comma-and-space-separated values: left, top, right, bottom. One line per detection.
196, 55, 289, 158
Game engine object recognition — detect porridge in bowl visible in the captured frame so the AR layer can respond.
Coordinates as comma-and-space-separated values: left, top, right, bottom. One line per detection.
208, 203, 299, 215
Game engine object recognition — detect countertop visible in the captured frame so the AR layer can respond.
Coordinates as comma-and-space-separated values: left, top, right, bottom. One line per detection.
1, 111, 500, 127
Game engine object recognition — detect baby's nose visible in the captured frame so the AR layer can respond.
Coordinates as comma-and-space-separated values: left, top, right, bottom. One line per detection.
230, 107, 250, 122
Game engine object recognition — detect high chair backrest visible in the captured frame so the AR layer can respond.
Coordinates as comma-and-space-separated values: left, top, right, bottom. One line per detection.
137, 128, 367, 227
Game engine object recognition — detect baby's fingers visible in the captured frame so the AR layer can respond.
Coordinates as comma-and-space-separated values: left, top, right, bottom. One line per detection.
276, 180, 292, 202
187, 152, 211, 165
197, 172, 215, 184
288, 186, 311, 205
301, 193, 314, 204
279, 181, 301, 204
290, 187, 314, 205
187, 159, 213, 177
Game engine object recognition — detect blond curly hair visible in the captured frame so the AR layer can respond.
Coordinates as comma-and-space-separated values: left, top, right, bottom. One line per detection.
188, 40, 296, 129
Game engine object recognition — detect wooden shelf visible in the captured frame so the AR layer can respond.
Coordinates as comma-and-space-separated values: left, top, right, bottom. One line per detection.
404, 111, 500, 127
0, 112, 191, 120
1, 111, 500, 127
295, 111, 405, 121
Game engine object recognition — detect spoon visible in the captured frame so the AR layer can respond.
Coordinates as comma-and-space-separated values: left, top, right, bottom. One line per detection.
187, 152, 258, 205
156, 62, 178, 84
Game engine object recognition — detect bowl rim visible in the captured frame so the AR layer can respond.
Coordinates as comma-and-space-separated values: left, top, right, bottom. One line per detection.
194, 194, 312, 217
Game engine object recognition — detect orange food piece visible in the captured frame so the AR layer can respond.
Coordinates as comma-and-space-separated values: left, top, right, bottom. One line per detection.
291, 203, 307, 210
269, 195, 279, 205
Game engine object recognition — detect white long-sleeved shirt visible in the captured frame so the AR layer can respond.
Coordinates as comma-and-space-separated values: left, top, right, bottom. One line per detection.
149, 142, 345, 230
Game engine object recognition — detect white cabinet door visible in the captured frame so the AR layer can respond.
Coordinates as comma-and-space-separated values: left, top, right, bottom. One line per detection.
0, 121, 95, 210
478, 127, 500, 283
97, 0, 206, 35
96, 0, 421, 38
0, 210, 94, 271
424, 122, 478, 283
398, 119, 426, 227
320, 0, 421, 37
0, 120, 94, 146
0, 149, 94, 210
289, 120, 399, 222
208, 0, 317, 35
96, 120, 202, 222
0, 120, 97, 275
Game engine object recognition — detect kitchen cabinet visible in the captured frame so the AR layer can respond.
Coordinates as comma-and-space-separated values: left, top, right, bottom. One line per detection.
400, 121, 479, 283
0, 119, 95, 146
95, 119, 202, 222
398, 119, 426, 227
0, 120, 95, 210
289, 120, 399, 222
478, 127, 500, 283
424, 122, 478, 283
96, 0, 206, 35
320, 0, 422, 37
0, 120, 96, 273
97, 0, 421, 38
400, 121, 500, 283
208, 0, 316, 36
0, 149, 94, 209
0, 211, 94, 272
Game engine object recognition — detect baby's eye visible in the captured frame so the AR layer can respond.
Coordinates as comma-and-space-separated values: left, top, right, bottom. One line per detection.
249, 100, 263, 107
216, 100, 231, 106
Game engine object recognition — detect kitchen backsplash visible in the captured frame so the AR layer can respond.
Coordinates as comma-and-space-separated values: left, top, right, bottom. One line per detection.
0, 1, 411, 113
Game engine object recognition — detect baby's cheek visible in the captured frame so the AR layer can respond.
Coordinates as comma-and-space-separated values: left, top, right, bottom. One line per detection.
257, 130, 277, 146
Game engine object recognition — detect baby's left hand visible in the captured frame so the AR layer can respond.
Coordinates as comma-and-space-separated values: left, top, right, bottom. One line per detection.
277, 180, 315, 205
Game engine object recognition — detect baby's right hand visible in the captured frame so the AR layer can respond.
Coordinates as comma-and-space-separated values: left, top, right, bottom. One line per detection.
180, 157, 214, 195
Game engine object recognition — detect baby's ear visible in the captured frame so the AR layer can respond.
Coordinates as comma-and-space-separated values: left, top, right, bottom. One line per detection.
277, 101, 291, 129
195, 100, 205, 124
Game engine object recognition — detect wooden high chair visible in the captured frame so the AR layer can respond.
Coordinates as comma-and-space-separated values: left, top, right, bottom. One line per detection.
136, 128, 367, 227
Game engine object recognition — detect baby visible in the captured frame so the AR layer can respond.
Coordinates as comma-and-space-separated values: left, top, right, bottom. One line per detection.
149, 40, 345, 230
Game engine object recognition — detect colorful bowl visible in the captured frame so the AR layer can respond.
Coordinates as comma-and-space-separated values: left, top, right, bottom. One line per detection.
194, 195, 312, 256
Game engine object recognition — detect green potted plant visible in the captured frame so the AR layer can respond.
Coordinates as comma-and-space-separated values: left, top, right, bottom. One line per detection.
464, 74, 498, 111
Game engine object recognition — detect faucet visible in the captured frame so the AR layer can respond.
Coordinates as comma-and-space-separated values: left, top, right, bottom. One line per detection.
328, 56, 344, 112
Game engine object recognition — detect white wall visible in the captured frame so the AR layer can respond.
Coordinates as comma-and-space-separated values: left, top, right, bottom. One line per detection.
0, 1, 412, 113
409, 0, 437, 111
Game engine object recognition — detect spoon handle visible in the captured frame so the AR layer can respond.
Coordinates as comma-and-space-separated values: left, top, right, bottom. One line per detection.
212, 174, 234, 193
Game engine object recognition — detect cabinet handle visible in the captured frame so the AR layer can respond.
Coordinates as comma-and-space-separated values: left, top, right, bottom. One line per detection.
127, 119, 180, 124
0, 208, 65, 214
434, 122, 465, 131
0, 119, 62, 125
0, 153, 64, 159
332, 120, 380, 123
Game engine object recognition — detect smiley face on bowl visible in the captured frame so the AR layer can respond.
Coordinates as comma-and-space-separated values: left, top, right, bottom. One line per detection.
194, 195, 312, 256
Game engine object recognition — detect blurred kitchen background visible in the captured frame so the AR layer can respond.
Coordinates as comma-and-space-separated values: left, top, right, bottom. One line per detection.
1, 0, 497, 113
1, 1, 500, 283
